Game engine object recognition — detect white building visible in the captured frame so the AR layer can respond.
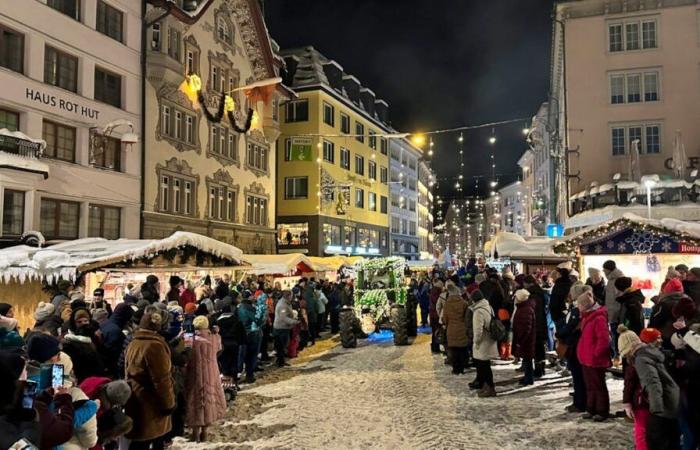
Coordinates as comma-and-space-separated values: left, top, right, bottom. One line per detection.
389, 138, 421, 260
517, 149, 534, 236
498, 181, 528, 236
0, 0, 142, 245
417, 157, 434, 259
526, 102, 553, 235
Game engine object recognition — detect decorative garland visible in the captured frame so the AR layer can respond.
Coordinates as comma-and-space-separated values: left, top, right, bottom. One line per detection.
186, 75, 254, 133
352, 287, 408, 321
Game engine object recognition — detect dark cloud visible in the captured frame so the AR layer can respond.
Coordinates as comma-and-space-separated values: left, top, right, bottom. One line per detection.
265, 0, 553, 198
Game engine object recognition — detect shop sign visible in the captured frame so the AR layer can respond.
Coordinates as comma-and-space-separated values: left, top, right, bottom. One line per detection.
546, 223, 564, 238
679, 243, 700, 254
25, 87, 100, 120
290, 137, 313, 161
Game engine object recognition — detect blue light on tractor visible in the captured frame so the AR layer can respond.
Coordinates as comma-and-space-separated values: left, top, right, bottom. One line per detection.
366, 329, 394, 343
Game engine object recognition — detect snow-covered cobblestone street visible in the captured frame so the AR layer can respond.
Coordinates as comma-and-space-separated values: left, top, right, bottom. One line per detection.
174, 331, 634, 450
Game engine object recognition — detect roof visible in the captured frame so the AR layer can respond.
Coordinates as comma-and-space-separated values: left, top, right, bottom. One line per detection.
307, 256, 363, 271
484, 232, 563, 260
243, 253, 315, 275
0, 232, 245, 283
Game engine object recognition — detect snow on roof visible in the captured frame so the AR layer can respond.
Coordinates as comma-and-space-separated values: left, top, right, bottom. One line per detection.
0, 151, 50, 177
243, 253, 314, 275
407, 259, 437, 270
0, 232, 245, 283
0, 128, 47, 149
484, 232, 562, 260
307, 256, 362, 272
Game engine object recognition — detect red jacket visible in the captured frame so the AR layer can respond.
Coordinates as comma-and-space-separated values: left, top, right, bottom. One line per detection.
179, 289, 196, 308
512, 298, 536, 359
428, 286, 442, 323
577, 306, 612, 368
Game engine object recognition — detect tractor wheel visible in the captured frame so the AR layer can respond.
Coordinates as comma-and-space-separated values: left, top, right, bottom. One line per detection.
391, 305, 409, 346
339, 308, 358, 348
406, 297, 418, 337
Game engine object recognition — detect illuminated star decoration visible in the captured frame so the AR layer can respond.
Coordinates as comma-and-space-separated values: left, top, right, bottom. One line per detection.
625, 231, 660, 255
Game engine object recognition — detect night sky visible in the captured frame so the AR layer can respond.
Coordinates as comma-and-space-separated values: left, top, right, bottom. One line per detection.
265, 0, 553, 202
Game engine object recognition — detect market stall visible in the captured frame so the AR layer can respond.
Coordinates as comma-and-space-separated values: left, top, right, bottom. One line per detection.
0, 232, 247, 330
484, 232, 570, 275
406, 259, 437, 273
242, 253, 317, 289
307, 255, 364, 280
556, 213, 700, 297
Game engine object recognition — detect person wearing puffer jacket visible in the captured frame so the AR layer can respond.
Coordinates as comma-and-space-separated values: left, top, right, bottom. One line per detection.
273, 291, 299, 367
511, 289, 536, 386
470, 290, 499, 397
576, 291, 612, 422
603, 260, 625, 357
60, 387, 99, 450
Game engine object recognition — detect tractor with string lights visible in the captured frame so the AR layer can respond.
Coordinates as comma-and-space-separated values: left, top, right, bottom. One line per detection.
339, 256, 417, 347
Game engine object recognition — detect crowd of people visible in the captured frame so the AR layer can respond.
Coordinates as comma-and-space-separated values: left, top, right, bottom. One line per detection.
421, 259, 700, 450
0, 274, 354, 449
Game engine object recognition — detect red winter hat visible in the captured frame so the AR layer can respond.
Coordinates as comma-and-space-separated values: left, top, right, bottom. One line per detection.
662, 278, 683, 295
639, 328, 661, 344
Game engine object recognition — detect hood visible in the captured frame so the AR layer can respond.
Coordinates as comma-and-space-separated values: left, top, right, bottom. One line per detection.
133, 328, 167, 343
659, 291, 684, 302
470, 298, 490, 311
635, 343, 664, 364
582, 305, 607, 321
110, 303, 134, 328
607, 268, 624, 281
620, 289, 645, 303
64, 330, 94, 345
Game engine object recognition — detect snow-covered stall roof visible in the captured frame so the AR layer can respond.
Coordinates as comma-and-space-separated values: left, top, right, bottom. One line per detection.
484, 232, 564, 260
556, 213, 700, 254
0, 232, 246, 283
243, 253, 314, 275
307, 256, 363, 272
406, 259, 437, 271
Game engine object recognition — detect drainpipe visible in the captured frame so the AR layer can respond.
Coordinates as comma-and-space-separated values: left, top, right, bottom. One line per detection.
139, 0, 147, 239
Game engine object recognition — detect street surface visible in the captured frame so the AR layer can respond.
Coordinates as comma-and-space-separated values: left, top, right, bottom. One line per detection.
174, 330, 634, 450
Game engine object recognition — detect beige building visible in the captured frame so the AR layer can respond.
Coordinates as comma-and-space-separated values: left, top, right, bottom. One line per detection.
143, 0, 287, 253
417, 158, 435, 258
553, 0, 700, 225
0, 0, 142, 245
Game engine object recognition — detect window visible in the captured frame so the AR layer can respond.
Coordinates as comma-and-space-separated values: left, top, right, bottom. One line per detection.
409, 199, 416, 211
626, 23, 640, 50
340, 147, 350, 170
355, 188, 364, 208
355, 122, 365, 143
380, 166, 388, 184
409, 221, 417, 236
391, 147, 400, 161
340, 113, 350, 134
355, 155, 364, 175
160, 175, 169, 211
391, 194, 400, 208
210, 125, 237, 159
629, 126, 642, 150
94, 68, 122, 108
380, 195, 388, 214
358, 228, 370, 248
0, 109, 19, 131
96, 1, 123, 42
185, 116, 194, 144
184, 181, 192, 215
646, 125, 660, 154
285, 99, 309, 123
162, 105, 171, 136
94, 136, 121, 171
2, 190, 24, 236
609, 24, 623, 52
168, 27, 181, 61
43, 120, 76, 162
151, 23, 161, 50
343, 226, 355, 246
391, 217, 400, 233
612, 128, 625, 155
408, 178, 416, 191
47, 0, 80, 20
44, 46, 78, 92
609, 70, 660, 104
368, 161, 377, 180
185, 41, 200, 75
284, 138, 292, 161
0, 25, 23, 73
226, 191, 235, 221
323, 140, 334, 163
40, 198, 79, 240
88, 204, 120, 239
368, 192, 377, 211
158, 173, 196, 215
642, 20, 657, 49
323, 102, 334, 127
216, 17, 232, 45
246, 142, 268, 172
380, 138, 388, 155
285, 177, 308, 199
644, 73, 658, 101
246, 196, 267, 226
368, 130, 377, 150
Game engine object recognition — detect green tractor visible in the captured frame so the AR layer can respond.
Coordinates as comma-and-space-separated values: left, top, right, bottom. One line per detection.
339, 256, 417, 348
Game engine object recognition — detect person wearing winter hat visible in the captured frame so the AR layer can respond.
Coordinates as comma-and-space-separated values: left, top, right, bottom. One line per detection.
651, 279, 687, 346
640, 327, 662, 347
523, 275, 549, 378
586, 268, 607, 305
0, 351, 45, 449
614, 277, 645, 335
557, 285, 590, 413
682, 267, 700, 310
442, 282, 470, 375
185, 313, 227, 442
576, 291, 612, 421
27, 333, 61, 364
602, 260, 625, 358
469, 286, 499, 397
62, 308, 106, 383
617, 324, 652, 448
512, 289, 536, 385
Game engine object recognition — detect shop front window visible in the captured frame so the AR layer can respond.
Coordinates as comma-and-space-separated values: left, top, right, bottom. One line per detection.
277, 222, 308, 247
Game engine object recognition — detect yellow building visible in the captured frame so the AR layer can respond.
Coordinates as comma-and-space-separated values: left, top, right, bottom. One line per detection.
277, 47, 391, 256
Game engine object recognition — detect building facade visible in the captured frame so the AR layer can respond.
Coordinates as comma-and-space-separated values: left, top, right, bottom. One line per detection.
526, 102, 552, 235
276, 47, 391, 257
143, 0, 286, 253
417, 158, 434, 258
553, 0, 700, 226
0, 0, 142, 245
498, 181, 527, 236
517, 149, 534, 236
389, 138, 421, 260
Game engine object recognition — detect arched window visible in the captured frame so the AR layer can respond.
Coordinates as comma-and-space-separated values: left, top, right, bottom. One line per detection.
217, 17, 231, 45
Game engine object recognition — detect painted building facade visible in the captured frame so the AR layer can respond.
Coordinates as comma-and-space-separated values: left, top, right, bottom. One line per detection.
389, 138, 421, 260
417, 157, 435, 258
0, 0, 142, 245
143, 0, 286, 253
276, 47, 391, 257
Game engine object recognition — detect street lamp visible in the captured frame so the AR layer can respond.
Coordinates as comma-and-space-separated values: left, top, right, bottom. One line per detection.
644, 178, 656, 219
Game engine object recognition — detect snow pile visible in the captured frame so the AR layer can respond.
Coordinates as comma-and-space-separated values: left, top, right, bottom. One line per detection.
406, 259, 437, 270
243, 253, 313, 275
0, 232, 245, 283
486, 232, 562, 259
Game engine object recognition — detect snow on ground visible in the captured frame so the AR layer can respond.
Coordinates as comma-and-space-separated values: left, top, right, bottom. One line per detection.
173, 331, 634, 450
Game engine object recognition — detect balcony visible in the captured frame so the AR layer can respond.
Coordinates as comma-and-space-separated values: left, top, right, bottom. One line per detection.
0, 129, 49, 178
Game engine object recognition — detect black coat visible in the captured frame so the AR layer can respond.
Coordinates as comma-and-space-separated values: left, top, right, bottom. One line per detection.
616, 289, 645, 335
0, 409, 41, 450
550, 278, 572, 324
479, 278, 505, 312
682, 280, 700, 310
512, 299, 536, 359
650, 293, 684, 343
586, 279, 607, 305
528, 284, 549, 341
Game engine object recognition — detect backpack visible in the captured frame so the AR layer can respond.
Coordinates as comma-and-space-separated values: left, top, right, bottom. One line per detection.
488, 308, 508, 342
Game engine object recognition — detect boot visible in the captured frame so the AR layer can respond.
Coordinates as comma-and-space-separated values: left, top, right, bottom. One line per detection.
534, 361, 545, 378
478, 384, 496, 398
468, 380, 483, 390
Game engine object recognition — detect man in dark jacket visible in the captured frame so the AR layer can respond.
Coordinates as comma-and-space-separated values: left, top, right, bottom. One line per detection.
525, 276, 549, 378
585, 268, 606, 305
479, 275, 505, 313
99, 302, 134, 377
549, 268, 572, 325
682, 267, 700, 310
614, 277, 645, 335
217, 302, 247, 385
512, 290, 536, 385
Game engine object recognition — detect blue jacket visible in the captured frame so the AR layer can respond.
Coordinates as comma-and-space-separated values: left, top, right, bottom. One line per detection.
238, 302, 257, 334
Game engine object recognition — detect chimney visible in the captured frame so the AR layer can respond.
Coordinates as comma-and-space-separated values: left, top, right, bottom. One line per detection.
375, 99, 389, 124
322, 60, 344, 92
360, 88, 376, 117
342, 75, 361, 105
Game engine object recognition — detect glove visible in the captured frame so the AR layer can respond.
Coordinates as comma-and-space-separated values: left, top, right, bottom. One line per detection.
622, 403, 634, 420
